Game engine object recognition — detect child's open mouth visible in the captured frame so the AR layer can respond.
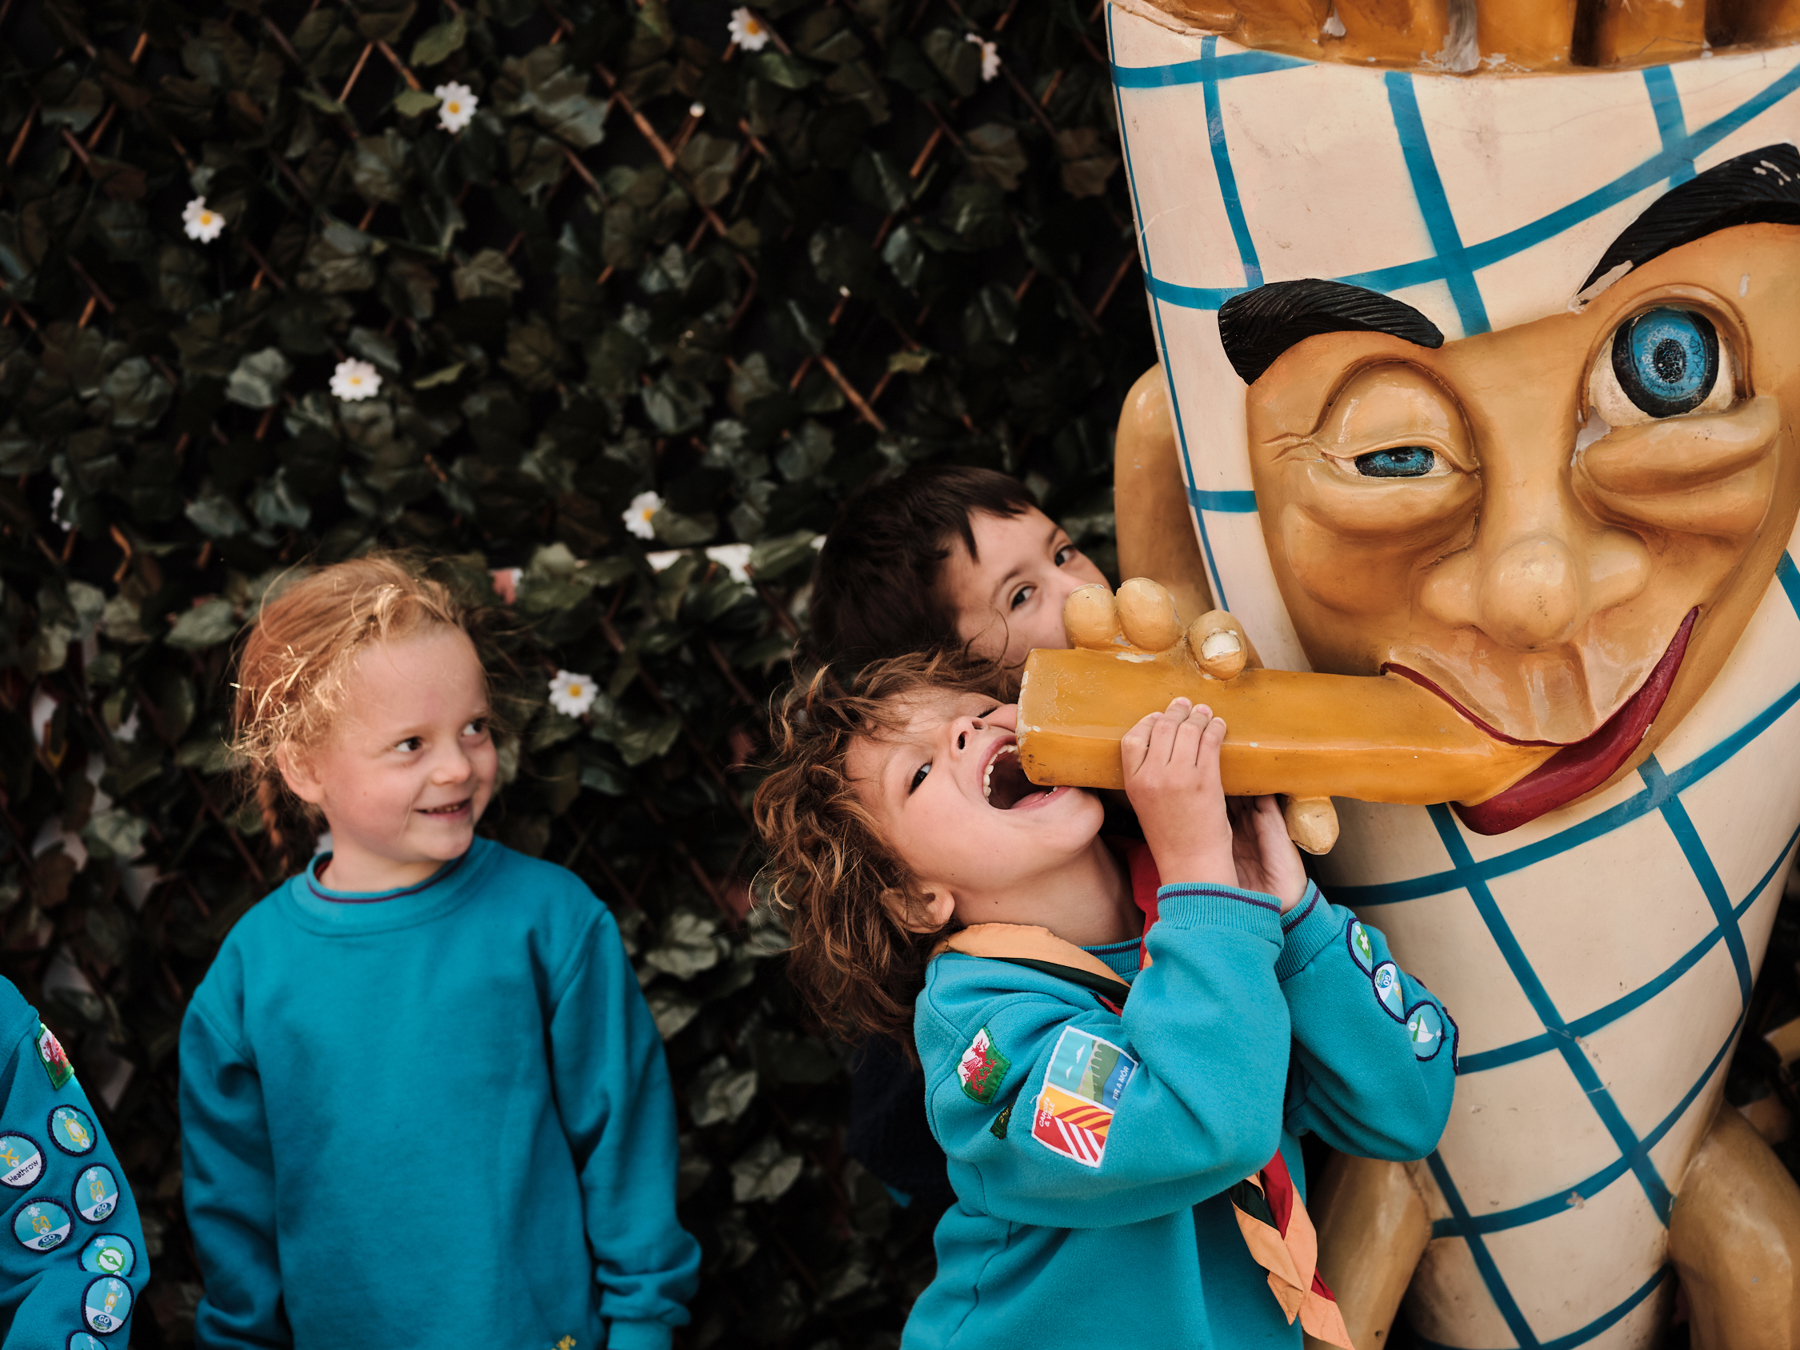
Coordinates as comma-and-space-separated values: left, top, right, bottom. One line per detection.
419, 799, 471, 817
983, 744, 1059, 810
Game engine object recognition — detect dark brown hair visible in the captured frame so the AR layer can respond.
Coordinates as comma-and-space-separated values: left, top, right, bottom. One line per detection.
754, 650, 1008, 1050
807, 464, 1037, 666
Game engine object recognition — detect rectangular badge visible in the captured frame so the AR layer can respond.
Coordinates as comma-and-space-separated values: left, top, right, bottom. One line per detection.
34, 1024, 72, 1091
957, 1026, 1011, 1104
1044, 1026, 1137, 1110
1031, 1083, 1114, 1168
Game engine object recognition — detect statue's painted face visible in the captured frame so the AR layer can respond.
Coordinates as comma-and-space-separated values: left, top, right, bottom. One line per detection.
1243, 221, 1800, 827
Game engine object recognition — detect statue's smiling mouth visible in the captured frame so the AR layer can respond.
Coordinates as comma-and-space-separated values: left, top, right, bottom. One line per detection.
1385, 608, 1698, 835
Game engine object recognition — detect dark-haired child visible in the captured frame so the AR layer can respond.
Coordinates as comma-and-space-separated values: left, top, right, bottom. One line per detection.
809, 464, 1107, 669
755, 653, 1456, 1348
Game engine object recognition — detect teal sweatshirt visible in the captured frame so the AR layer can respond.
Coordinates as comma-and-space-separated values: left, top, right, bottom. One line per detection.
904, 881, 1456, 1349
0, 978, 147, 1347
180, 837, 699, 1350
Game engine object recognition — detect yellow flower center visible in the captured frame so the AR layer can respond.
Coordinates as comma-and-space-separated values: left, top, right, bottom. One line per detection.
447, 102, 461, 114
746, 15, 763, 33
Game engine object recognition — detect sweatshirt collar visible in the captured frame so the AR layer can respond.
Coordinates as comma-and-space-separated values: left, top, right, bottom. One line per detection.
283, 836, 496, 933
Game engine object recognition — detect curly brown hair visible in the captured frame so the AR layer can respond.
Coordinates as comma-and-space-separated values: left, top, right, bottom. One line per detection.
754, 651, 1009, 1051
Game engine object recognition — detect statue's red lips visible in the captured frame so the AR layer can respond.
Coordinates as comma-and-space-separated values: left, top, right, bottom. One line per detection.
1385, 608, 1698, 835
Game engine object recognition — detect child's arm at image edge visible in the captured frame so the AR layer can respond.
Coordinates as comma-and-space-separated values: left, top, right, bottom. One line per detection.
918, 885, 1294, 1230
0, 986, 151, 1347
549, 903, 701, 1350
179, 999, 287, 1349
1277, 886, 1458, 1160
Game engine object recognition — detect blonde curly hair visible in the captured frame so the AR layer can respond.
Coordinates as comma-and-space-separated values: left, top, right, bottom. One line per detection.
754, 650, 1008, 1050
233, 554, 471, 871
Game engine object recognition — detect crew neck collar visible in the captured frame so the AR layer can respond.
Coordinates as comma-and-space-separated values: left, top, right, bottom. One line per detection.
284, 836, 497, 933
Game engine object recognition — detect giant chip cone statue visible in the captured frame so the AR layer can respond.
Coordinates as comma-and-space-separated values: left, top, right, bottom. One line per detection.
1010, 0, 1800, 1342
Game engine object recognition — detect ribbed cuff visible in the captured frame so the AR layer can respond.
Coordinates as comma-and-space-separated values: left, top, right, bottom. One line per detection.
606, 1320, 675, 1350
1153, 883, 1285, 941
1275, 883, 1340, 982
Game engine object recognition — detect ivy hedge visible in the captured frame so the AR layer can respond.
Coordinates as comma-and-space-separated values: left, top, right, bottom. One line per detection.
3, 0, 1799, 1345
0, 0, 1152, 1342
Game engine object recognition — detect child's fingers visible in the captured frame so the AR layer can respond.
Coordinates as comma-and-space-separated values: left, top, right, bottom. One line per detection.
1120, 710, 1158, 775
1144, 697, 1192, 765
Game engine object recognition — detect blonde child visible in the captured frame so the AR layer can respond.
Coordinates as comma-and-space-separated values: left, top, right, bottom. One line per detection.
756, 653, 1457, 1348
180, 556, 698, 1349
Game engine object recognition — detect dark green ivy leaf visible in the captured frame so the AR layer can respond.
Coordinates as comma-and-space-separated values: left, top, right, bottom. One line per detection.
411, 14, 468, 66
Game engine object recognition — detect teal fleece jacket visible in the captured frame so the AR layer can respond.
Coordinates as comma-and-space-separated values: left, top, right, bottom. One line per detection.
0, 978, 147, 1347
903, 881, 1456, 1349
180, 837, 700, 1350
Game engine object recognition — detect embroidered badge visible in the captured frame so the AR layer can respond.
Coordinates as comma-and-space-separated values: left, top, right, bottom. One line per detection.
1044, 1026, 1137, 1110
1406, 1004, 1447, 1060
1371, 962, 1406, 1020
990, 1103, 1013, 1139
12, 1199, 71, 1252
82, 1275, 131, 1334
0, 1134, 44, 1188
556, 1338, 577, 1350
35, 1023, 73, 1091
79, 1234, 134, 1277
1347, 921, 1375, 973
74, 1166, 118, 1222
68, 1335, 107, 1350
957, 1027, 1011, 1104
1031, 1084, 1114, 1166
48, 1107, 95, 1156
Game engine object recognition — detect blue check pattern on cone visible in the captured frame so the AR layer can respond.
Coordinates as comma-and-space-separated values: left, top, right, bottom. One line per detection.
1107, 10, 1800, 1344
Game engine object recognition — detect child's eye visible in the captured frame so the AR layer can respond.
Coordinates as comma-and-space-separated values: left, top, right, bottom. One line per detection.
909, 762, 931, 794
395, 736, 423, 753
462, 718, 489, 738
1008, 585, 1035, 611
1054, 544, 1077, 566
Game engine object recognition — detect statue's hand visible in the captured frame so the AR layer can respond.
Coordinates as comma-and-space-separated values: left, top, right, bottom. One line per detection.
1062, 578, 1340, 854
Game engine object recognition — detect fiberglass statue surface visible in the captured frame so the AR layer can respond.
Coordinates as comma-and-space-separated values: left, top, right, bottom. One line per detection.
1021, 0, 1800, 1345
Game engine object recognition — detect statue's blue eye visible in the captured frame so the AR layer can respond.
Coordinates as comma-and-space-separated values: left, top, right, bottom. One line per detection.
1354, 446, 1436, 478
1612, 307, 1718, 418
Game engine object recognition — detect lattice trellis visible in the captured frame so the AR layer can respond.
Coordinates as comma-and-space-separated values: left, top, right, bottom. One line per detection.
0, 0, 1156, 1343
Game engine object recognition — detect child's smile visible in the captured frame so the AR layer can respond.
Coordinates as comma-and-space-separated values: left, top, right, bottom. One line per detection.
279, 625, 499, 892
848, 694, 1133, 945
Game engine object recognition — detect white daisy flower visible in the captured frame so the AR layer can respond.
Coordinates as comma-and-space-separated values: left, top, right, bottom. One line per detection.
967, 33, 1001, 82
729, 7, 772, 50
624, 490, 663, 540
330, 358, 382, 401
113, 709, 140, 745
548, 669, 599, 718
182, 196, 225, 242
434, 82, 478, 134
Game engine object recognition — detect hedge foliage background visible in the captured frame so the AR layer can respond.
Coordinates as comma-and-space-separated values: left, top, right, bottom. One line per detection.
4, 0, 1800, 1345
0, 0, 1154, 1342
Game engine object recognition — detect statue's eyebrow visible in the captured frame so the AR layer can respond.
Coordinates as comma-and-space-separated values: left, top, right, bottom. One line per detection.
1217, 279, 1444, 385
1579, 142, 1800, 294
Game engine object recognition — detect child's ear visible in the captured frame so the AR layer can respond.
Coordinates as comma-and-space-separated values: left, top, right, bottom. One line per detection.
275, 742, 326, 807
884, 884, 956, 934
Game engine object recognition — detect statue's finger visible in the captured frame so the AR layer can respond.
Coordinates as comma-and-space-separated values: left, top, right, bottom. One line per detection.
1188, 609, 1249, 681
1285, 796, 1339, 855
1116, 577, 1185, 652
1064, 584, 1124, 650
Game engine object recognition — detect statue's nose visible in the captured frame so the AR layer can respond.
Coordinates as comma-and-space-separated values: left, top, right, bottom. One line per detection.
1480, 532, 1581, 651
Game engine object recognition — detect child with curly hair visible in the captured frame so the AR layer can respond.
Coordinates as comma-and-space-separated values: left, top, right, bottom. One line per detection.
180, 555, 698, 1350
755, 652, 1457, 1348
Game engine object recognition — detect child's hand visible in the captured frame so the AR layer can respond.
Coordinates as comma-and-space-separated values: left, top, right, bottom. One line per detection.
1121, 697, 1235, 888
1229, 796, 1308, 912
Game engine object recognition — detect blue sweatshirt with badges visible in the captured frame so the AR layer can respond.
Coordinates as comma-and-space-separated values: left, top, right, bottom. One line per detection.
0, 977, 148, 1348
180, 837, 700, 1350
903, 881, 1457, 1350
